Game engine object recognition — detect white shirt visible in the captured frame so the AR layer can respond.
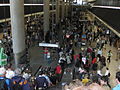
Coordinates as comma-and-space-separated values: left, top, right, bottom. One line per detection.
59, 51, 63, 57
66, 56, 71, 64
105, 70, 110, 76
98, 50, 102, 55
97, 70, 103, 76
42, 75, 51, 84
79, 67, 84, 73
47, 52, 50, 58
6, 69, 15, 79
59, 57, 66, 63
82, 57, 86, 64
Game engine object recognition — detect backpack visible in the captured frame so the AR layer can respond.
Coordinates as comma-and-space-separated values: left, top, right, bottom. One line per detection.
0, 78, 8, 90
12, 78, 23, 90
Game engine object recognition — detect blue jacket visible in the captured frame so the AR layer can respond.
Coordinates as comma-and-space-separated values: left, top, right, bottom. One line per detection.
0, 77, 13, 90
36, 76, 48, 88
12, 76, 31, 90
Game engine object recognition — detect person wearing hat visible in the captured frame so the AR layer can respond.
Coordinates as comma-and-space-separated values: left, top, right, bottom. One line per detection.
0, 67, 12, 90
11, 68, 31, 90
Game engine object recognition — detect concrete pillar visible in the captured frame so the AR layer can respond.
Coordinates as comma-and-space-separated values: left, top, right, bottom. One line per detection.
44, 0, 50, 39
51, 0, 54, 40
10, 0, 26, 68
69, 0, 71, 12
62, 0, 65, 20
69, 0, 72, 16
66, 0, 68, 17
64, 2, 66, 17
56, 0, 60, 23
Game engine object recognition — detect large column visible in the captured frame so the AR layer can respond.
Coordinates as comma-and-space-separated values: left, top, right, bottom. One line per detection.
51, 0, 54, 40
10, 0, 26, 68
56, 0, 60, 23
69, 0, 71, 13
64, 2, 66, 17
66, 0, 68, 17
44, 0, 50, 40
69, 0, 72, 16
62, 0, 65, 20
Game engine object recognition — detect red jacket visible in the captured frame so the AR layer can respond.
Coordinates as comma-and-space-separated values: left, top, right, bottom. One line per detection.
43, 48, 48, 54
55, 65, 62, 74
92, 58, 97, 64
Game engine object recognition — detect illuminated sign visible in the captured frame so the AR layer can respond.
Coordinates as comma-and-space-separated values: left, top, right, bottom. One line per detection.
39, 43, 59, 48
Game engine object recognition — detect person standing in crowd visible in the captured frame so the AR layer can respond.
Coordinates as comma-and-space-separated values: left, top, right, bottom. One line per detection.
43, 47, 48, 60
109, 37, 113, 46
89, 75, 104, 90
105, 68, 110, 77
92, 57, 97, 65
91, 49, 95, 61
42, 72, 52, 86
12, 68, 31, 90
92, 62, 98, 73
104, 68, 111, 88
66, 53, 71, 65
97, 49, 102, 58
116, 48, 120, 61
58, 55, 66, 69
97, 69, 103, 78
113, 71, 120, 90
100, 55, 106, 67
47, 52, 51, 64
6, 63, 15, 79
82, 74, 90, 85
96, 38, 100, 49
55, 64, 62, 82
0, 67, 13, 90
35, 71, 48, 89
107, 50, 112, 63
100, 76, 110, 90
49, 72, 57, 85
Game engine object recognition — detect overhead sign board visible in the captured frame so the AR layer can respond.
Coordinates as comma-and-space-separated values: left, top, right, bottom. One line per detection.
39, 43, 59, 48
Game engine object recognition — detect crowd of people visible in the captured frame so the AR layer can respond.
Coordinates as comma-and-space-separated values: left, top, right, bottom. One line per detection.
57, 10, 120, 90
0, 7, 120, 90
0, 63, 63, 90
64, 71, 120, 90
0, 63, 120, 90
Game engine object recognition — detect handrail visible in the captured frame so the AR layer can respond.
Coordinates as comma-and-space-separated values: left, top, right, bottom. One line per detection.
21, 64, 30, 73
88, 11, 120, 38
34, 65, 42, 77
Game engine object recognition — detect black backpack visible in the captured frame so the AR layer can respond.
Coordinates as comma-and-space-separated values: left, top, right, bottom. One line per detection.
0, 78, 8, 90
12, 78, 23, 90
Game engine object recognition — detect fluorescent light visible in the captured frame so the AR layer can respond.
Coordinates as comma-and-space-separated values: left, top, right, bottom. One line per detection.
39, 43, 59, 48
0, 4, 45, 6
93, 5, 120, 10
0, 4, 56, 7
0, 4, 9, 6
24, 4, 44, 6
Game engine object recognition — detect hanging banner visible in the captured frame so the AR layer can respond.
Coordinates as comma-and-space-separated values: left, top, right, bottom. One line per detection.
39, 43, 59, 48
0, 48, 7, 66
